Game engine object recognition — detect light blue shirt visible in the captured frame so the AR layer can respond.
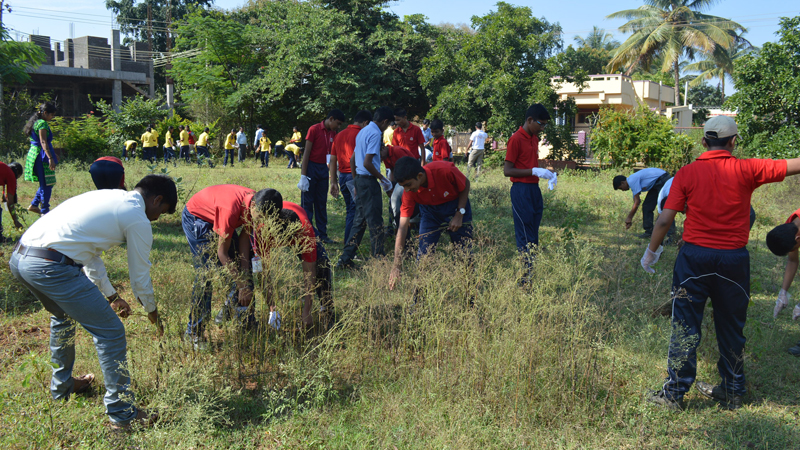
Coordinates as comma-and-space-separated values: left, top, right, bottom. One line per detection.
253, 128, 263, 147
354, 122, 382, 176
657, 177, 673, 214
627, 167, 667, 197
422, 127, 433, 146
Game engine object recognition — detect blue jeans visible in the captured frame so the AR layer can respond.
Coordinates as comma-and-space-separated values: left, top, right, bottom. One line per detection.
143, 147, 157, 162
196, 146, 212, 166
9, 252, 137, 424
181, 207, 241, 337
31, 155, 53, 214
338, 175, 385, 264
664, 243, 750, 401
418, 199, 473, 258
286, 151, 297, 168
179, 145, 191, 162
338, 172, 356, 243
261, 151, 269, 168
223, 149, 235, 166
164, 147, 175, 163
301, 161, 330, 240
510, 182, 543, 269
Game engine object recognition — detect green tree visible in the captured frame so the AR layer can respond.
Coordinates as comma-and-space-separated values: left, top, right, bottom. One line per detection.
94, 95, 168, 151
606, 0, 747, 105
574, 26, 619, 51
726, 16, 800, 159
0, 27, 45, 84
684, 39, 755, 102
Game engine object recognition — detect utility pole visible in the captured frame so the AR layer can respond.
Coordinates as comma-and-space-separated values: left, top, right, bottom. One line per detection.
1, 0, 6, 140
146, 1, 153, 56
165, 0, 173, 116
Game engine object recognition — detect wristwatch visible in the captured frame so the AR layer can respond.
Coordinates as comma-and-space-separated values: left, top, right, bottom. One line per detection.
458, 208, 466, 215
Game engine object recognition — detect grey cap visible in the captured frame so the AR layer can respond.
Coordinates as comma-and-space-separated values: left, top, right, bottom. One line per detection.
704, 116, 738, 139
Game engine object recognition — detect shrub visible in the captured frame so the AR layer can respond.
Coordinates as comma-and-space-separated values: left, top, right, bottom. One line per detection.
49, 113, 111, 161
591, 104, 694, 172
94, 95, 168, 152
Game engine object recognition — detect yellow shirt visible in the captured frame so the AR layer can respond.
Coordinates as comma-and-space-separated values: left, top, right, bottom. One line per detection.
150, 130, 159, 144
125, 140, 137, 151
197, 132, 209, 146
285, 143, 301, 156
383, 127, 394, 146
179, 130, 189, 145
291, 131, 302, 143
224, 134, 237, 150
165, 131, 174, 147
257, 136, 272, 153
141, 131, 155, 148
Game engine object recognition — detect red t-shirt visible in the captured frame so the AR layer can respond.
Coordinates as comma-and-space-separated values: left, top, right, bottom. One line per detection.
787, 208, 800, 224
432, 136, 451, 161
331, 124, 362, 174
383, 145, 417, 170
505, 126, 539, 184
391, 123, 425, 158
251, 201, 317, 263
400, 162, 467, 218
665, 150, 787, 249
306, 121, 337, 164
186, 184, 255, 238
0, 162, 18, 198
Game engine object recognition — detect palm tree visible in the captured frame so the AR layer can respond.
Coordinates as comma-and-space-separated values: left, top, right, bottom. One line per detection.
574, 26, 620, 52
684, 39, 757, 102
606, 0, 747, 104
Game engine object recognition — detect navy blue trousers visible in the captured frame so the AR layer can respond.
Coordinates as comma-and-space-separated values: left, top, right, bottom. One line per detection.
89, 160, 124, 190
510, 182, 543, 266
223, 149, 235, 166
163, 147, 175, 163
418, 198, 473, 257
338, 172, 356, 244
301, 161, 330, 240
181, 207, 242, 336
664, 243, 750, 400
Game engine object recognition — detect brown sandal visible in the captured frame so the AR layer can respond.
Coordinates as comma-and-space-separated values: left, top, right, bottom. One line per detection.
72, 373, 95, 395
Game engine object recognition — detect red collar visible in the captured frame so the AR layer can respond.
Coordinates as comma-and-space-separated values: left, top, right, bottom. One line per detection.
516, 126, 533, 140
696, 149, 735, 160
421, 166, 434, 191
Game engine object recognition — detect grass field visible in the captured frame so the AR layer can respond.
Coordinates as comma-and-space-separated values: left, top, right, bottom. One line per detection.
1, 154, 799, 449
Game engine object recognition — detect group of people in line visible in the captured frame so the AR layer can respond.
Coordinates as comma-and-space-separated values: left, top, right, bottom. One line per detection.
3, 101, 800, 430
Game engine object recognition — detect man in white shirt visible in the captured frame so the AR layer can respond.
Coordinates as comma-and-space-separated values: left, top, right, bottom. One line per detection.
8, 174, 177, 428
467, 122, 489, 179
253, 124, 264, 161
236, 127, 248, 162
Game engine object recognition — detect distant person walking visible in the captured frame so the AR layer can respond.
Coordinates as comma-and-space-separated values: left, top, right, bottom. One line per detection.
224, 129, 237, 167
467, 122, 488, 178
330, 110, 371, 244
179, 125, 191, 163
23, 102, 58, 215
196, 127, 212, 166
253, 124, 264, 162
163, 126, 176, 165
430, 119, 452, 162
236, 127, 248, 162
141, 126, 158, 163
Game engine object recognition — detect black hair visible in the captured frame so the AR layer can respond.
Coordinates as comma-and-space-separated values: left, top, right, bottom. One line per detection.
766, 222, 799, 256
703, 135, 734, 148
204, 127, 209, 132
186, 125, 191, 130
230, 129, 236, 134
612, 175, 627, 190
168, 125, 174, 130
293, 126, 298, 131
257, 124, 262, 129
394, 156, 425, 183
475, 122, 483, 129
430, 119, 444, 131
394, 108, 408, 118
422, 119, 431, 126
280, 208, 300, 229
373, 106, 395, 124
328, 109, 346, 122
8, 161, 23, 178
525, 104, 551, 121
252, 188, 283, 217
354, 110, 372, 123
179, 125, 185, 130
660, 196, 668, 212
134, 175, 178, 214
147, 127, 152, 132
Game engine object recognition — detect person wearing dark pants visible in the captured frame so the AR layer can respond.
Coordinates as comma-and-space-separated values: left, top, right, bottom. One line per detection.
641, 116, 800, 410
336, 107, 394, 268
503, 104, 557, 285
764, 208, 800, 355
330, 110, 371, 244
297, 110, 344, 244
182, 185, 283, 348
179, 125, 191, 163
613, 168, 672, 239
196, 127, 212, 167
389, 158, 473, 289
236, 127, 248, 162
223, 130, 237, 167
23, 102, 58, 215
163, 126, 176, 165
89, 157, 125, 190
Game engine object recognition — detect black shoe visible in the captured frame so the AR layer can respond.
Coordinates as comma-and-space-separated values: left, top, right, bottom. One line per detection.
695, 381, 743, 410
646, 389, 684, 410
214, 305, 233, 326
637, 233, 653, 239
0, 235, 14, 244
788, 344, 800, 357
320, 236, 337, 245
335, 259, 358, 270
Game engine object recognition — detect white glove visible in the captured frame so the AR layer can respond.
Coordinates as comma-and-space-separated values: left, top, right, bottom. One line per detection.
386, 168, 392, 179
297, 175, 310, 192
268, 311, 282, 330
547, 172, 558, 191
531, 167, 555, 179
774, 289, 790, 319
793, 304, 800, 321
379, 177, 393, 192
640, 245, 664, 274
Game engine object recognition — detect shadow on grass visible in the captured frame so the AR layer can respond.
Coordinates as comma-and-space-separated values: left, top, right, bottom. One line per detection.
691, 410, 800, 448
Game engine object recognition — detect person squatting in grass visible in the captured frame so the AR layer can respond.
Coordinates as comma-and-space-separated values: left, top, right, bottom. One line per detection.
430, 119, 452, 162
0, 161, 24, 243
392, 108, 427, 165
613, 167, 675, 240
9, 174, 177, 429
765, 207, 800, 357
23, 102, 58, 215
336, 107, 395, 269
503, 104, 557, 285
389, 157, 473, 289
89, 157, 126, 190
182, 185, 283, 348
329, 110, 372, 244
381, 143, 419, 232
641, 116, 800, 411
250, 201, 333, 330
297, 109, 345, 244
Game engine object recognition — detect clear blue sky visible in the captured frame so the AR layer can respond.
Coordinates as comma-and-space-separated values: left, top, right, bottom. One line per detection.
5, 0, 798, 91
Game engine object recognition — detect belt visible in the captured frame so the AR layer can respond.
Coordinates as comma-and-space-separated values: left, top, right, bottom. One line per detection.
354, 174, 376, 179
14, 242, 81, 267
